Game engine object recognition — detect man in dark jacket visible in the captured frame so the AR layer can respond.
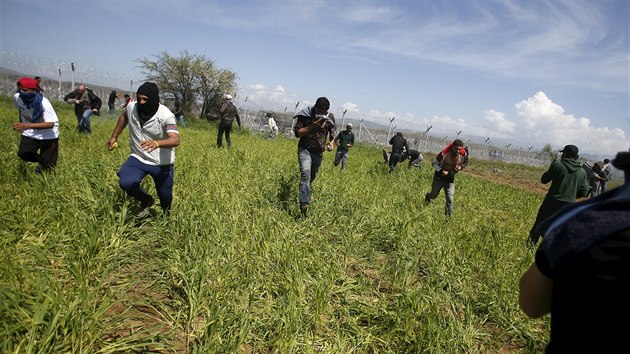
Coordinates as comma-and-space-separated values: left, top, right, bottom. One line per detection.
388, 132, 408, 173
217, 94, 241, 148
64, 84, 102, 134
401, 149, 423, 168
293, 97, 336, 217
424, 139, 469, 217
528, 144, 590, 244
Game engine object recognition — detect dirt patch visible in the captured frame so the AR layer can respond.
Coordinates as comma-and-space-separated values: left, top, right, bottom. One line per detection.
465, 169, 548, 195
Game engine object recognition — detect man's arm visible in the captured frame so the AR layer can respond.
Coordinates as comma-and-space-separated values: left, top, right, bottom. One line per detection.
235, 111, 241, 127
519, 262, 553, 318
12, 122, 54, 132
294, 116, 325, 138
541, 161, 557, 184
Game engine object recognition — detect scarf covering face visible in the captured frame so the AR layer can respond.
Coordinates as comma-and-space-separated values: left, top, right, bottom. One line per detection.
18, 91, 44, 123
136, 82, 160, 124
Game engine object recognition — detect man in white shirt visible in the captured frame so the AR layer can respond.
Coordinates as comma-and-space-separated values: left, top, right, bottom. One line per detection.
107, 82, 181, 215
12, 77, 60, 173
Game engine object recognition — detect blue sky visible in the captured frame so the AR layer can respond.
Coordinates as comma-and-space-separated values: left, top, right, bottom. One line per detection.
1, 0, 628, 157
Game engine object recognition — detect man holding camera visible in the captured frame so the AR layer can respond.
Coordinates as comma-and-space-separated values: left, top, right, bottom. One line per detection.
293, 97, 336, 217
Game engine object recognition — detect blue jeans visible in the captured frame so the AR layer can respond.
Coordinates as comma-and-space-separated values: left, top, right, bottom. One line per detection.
118, 156, 175, 212
334, 150, 349, 171
78, 109, 93, 133
426, 174, 456, 217
298, 148, 322, 206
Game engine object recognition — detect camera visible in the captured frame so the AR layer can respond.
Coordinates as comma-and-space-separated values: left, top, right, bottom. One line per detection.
315, 114, 335, 131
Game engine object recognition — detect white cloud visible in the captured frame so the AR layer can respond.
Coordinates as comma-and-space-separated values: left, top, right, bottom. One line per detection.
513, 91, 627, 156
484, 109, 516, 133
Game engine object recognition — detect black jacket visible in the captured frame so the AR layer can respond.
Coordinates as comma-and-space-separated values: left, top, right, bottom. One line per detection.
64, 88, 102, 116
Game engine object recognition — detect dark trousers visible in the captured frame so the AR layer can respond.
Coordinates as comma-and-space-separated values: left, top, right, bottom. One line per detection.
17, 136, 59, 170
217, 122, 233, 147
117, 156, 174, 212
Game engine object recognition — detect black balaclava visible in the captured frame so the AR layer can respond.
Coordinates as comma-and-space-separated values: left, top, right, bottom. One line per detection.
136, 82, 160, 124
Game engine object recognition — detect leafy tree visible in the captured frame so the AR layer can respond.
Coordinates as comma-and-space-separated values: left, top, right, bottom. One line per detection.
540, 143, 557, 162
136, 51, 238, 120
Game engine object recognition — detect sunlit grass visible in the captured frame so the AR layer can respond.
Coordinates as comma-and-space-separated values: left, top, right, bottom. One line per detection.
0, 96, 549, 353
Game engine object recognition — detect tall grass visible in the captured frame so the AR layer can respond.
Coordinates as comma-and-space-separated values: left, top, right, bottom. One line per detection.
0, 96, 548, 353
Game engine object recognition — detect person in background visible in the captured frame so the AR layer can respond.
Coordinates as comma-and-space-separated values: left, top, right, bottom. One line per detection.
293, 97, 336, 217
173, 100, 185, 128
528, 145, 590, 244
519, 150, 630, 354
267, 113, 278, 139
600, 158, 612, 192
401, 148, 423, 168
333, 123, 355, 172
108, 90, 119, 115
11, 77, 59, 173
64, 84, 101, 134
107, 82, 180, 217
388, 132, 408, 173
424, 139, 469, 218
217, 94, 241, 148
123, 94, 133, 108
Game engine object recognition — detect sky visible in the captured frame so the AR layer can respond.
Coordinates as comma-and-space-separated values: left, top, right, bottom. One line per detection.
1, 0, 628, 158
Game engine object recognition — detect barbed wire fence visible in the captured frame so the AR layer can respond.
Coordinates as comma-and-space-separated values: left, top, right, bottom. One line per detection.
2, 50, 553, 166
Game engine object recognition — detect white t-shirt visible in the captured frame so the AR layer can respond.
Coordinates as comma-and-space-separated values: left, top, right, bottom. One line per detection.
126, 102, 179, 166
13, 93, 59, 140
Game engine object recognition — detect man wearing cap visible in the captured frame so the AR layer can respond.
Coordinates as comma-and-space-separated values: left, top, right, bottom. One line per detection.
293, 97, 336, 217
11, 77, 59, 173
107, 82, 181, 216
333, 123, 355, 171
64, 84, 102, 134
217, 94, 241, 148
528, 144, 590, 244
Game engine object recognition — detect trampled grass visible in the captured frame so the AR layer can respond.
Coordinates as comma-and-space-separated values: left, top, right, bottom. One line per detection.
0, 96, 548, 353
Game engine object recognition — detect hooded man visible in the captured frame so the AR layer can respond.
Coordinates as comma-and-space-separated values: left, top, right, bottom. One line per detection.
528, 144, 590, 244
12, 77, 60, 173
107, 82, 181, 216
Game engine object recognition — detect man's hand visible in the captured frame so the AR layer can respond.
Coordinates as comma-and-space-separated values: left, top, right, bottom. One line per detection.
140, 140, 159, 152
12, 122, 30, 132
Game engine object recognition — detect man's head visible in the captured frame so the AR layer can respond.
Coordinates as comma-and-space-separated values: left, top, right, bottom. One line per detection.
124, 94, 130, 99
77, 84, 86, 93
396, 132, 403, 137
346, 123, 353, 131
17, 77, 43, 93
136, 82, 160, 117
314, 97, 330, 115
560, 144, 579, 159
451, 139, 465, 155
604, 158, 610, 164
223, 94, 233, 102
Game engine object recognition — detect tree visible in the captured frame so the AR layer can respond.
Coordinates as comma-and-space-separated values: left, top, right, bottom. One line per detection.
540, 143, 557, 162
135, 51, 238, 120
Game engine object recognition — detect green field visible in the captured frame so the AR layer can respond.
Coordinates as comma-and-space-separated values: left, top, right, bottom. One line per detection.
1, 96, 548, 353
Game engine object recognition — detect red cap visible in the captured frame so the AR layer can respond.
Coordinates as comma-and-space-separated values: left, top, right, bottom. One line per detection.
17, 77, 43, 91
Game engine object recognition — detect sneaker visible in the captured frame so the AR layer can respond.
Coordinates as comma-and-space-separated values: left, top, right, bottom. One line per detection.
137, 197, 155, 218
34, 164, 43, 174
300, 203, 309, 218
